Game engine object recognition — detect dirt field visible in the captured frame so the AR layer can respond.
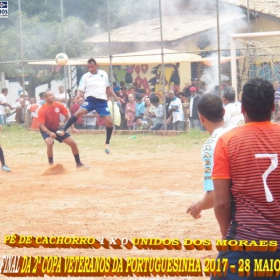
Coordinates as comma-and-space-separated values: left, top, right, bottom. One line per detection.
0, 128, 221, 280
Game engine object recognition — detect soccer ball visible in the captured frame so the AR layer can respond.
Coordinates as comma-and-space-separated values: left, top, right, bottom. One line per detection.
55, 53, 68, 66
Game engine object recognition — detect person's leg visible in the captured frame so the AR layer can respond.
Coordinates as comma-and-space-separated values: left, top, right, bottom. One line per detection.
103, 115, 113, 154
44, 137, 54, 165
63, 108, 88, 132
0, 144, 11, 171
62, 136, 85, 167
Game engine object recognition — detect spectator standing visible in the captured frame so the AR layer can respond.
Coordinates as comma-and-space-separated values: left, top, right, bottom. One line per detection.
125, 94, 136, 130
189, 87, 202, 130
0, 88, 13, 125
168, 91, 184, 131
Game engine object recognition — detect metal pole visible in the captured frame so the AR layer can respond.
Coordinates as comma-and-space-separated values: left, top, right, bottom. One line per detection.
18, 0, 27, 126
159, 0, 166, 130
107, 0, 115, 130
247, 0, 250, 33
216, 0, 221, 94
60, 0, 68, 107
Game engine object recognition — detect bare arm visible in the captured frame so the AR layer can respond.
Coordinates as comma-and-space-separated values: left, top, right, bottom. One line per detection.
39, 123, 56, 138
213, 179, 231, 239
106, 86, 124, 104
187, 191, 214, 219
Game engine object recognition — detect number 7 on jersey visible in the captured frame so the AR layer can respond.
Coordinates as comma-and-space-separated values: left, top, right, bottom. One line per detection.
255, 153, 277, 202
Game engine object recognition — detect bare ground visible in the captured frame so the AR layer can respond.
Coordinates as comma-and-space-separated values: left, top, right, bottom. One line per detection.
0, 131, 220, 280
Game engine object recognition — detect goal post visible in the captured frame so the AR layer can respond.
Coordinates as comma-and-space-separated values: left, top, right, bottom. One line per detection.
231, 31, 280, 100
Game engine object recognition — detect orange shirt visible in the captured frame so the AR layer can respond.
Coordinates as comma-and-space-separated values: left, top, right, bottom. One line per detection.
37, 101, 68, 131
213, 122, 280, 246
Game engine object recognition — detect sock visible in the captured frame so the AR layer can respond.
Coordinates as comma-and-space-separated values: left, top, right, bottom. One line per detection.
63, 115, 78, 131
48, 157, 53, 165
0, 148, 5, 167
105, 127, 113, 144
74, 154, 82, 165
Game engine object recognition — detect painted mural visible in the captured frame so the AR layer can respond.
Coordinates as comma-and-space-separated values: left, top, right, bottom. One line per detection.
112, 63, 180, 98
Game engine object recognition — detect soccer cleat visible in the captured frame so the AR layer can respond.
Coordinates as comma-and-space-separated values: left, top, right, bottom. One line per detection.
104, 143, 110, 154
2, 165, 11, 172
76, 163, 89, 170
56, 130, 66, 137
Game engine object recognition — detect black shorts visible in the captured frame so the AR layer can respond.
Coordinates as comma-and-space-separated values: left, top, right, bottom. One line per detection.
40, 129, 70, 143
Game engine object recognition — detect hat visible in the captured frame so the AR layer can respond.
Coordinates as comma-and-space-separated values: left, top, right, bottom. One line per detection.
135, 94, 142, 101
19, 90, 28, 96
190, 87, 196, 92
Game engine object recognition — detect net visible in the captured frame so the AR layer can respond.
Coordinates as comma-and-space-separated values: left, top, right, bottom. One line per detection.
231, 32, 280, 95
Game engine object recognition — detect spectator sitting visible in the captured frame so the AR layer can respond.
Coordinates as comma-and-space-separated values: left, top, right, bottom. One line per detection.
150, 95, 164, 130
134, 93, 145, 130
13, 98, 30, 125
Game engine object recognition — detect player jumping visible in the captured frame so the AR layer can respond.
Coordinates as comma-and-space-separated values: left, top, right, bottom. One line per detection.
57, 58, 122, 154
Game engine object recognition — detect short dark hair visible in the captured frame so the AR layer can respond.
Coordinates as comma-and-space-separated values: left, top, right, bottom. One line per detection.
197, 93, 224, 122
39, 92, 45, 98
87, 58, 97, 64
150, 95, 159, 104
223, 86, 235, 102
1, 87, 8, 93
242, 78, 274, 121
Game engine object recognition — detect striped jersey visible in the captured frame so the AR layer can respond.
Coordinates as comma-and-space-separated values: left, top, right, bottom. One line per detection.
78, 70, 110, 100
213, 122, 280, 248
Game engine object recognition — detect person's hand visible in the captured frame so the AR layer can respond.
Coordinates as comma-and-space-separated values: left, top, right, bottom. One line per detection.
117, 97, 125, 104
49, 132, 57, 139
71, 128, 79, 135
166, 118, 171, 125
186, 201, 201, 219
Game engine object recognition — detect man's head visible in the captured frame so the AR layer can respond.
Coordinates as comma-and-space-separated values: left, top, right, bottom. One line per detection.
44, 90, 55, 104
29, 97, 36, 104
58, 86, 64, 93
87, 58, 98, 74
77, 97, 84, 105
190, 86, 196, 96
128, 93, 134, 102
242, 78, 274, 122
135, 93, 142, 103
121, 87, 127, 95
198, 93, 224, 124
39, 92, 44, 100
174, 84, 180, 92
1, 88, 8, 96
150, 95, 160, 106
222, 86, 236, 105
169, 91, 175, 100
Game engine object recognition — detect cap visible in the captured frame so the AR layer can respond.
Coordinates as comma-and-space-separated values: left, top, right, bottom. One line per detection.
190, 87, 196, 92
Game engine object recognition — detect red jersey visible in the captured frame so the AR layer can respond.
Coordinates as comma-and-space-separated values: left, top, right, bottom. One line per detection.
213, 122, 280, 247
37, 101, 68, 131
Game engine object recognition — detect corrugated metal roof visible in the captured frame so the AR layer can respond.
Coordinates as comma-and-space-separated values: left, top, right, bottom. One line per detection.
84, 14, 245, 43
223, 0, 280, 19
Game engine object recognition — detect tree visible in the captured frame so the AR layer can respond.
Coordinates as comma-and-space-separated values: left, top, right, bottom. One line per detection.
0, 10, 89, 96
